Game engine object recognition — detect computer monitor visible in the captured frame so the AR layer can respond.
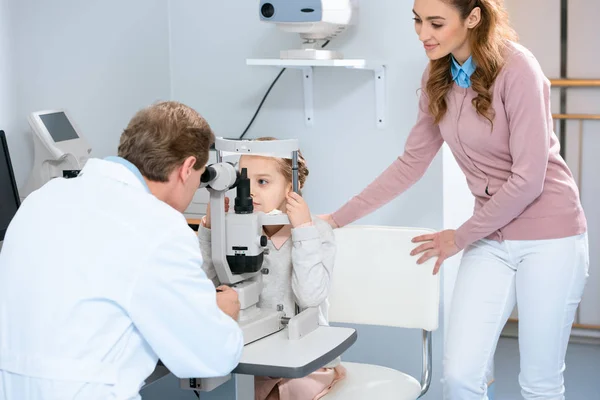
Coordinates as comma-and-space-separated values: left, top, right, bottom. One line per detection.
20, 110, 91, 198
28, 110, 89, 160
0, 130, 21, 244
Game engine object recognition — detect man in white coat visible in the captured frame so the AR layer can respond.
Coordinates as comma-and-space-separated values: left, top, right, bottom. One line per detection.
0, 101, 244, 399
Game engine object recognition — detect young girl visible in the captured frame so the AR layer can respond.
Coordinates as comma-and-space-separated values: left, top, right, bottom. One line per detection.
197, 137, 346, 400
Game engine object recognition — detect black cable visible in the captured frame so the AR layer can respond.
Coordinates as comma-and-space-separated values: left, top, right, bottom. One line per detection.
238, 40, 331, 140
238, 68, 286, 140
194, 389, 200, 398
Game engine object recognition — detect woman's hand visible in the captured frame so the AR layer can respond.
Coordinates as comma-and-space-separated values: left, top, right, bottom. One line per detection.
410, 229, 460, 275
286, 192, 312, 228
317, 214, 340, 229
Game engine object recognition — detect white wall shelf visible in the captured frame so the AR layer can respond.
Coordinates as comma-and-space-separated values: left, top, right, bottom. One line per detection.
246, 59, 386, 128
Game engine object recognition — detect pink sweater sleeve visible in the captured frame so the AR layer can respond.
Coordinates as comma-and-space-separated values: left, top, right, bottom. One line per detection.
332, 68, 444, 227
454, 53, 551, 250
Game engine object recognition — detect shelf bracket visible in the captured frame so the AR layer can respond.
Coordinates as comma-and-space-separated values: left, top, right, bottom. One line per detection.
373, 65, 386, 129
301, 64, 386, 129
246, 59, 386, 129
302, 67, 314, 127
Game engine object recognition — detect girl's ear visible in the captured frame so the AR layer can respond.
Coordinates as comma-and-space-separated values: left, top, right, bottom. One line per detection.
285, 181, 293, 195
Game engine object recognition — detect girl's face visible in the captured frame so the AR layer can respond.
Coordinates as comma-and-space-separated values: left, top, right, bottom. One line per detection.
239, 155, 291, 214
413, 0, 479, 63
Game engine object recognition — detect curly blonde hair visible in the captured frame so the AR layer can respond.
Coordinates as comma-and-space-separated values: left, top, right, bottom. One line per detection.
253, 137, 309, 194
426, 0, 518, 126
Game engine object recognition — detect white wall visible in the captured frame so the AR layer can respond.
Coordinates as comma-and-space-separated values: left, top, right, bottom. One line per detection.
9, 0, 172, 187
15, 0, 580, 397
168, 1, 445, 399
169, 0, 443, 228
0, 0, 16, 139
441, 145, 472, 334
7, 1, 595, 399
504, 0, 600, 328
567, 0, 600, 327
504, 0, 562, 78
503, 0, 561, 322
7, 2, 175, 397
504, 0, 562, 115
5, 1, 450, 398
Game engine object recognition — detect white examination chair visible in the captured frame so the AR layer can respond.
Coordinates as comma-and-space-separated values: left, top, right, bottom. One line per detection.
322, 226, 440, 400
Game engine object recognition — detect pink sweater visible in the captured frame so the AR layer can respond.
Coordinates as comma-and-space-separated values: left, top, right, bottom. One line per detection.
332, 42, 587, 250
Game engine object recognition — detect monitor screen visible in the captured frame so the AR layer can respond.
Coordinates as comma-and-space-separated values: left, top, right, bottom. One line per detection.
39, 111, 79, 142
0, 130, 20, 242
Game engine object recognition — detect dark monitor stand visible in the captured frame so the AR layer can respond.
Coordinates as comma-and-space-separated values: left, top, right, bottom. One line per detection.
0, 130, 21, 250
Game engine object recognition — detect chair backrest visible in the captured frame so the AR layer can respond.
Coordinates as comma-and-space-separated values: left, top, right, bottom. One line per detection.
328, 225, 440, 331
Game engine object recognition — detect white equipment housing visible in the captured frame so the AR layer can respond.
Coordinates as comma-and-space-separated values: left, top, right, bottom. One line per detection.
259, 0, 358, 60
21, 110, 91, 199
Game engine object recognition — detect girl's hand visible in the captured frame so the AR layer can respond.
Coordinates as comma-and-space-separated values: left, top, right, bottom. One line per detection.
410, 229, 460, 275
286, 192, 312, 228
204, 197, 229, 229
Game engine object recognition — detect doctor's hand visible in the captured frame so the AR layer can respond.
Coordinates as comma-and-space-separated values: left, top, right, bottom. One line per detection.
317, 214, 340, 229
204, 197, 230, 229
286, 192, 312, 228
216, 285, 240, 321
410, 229, 460, 275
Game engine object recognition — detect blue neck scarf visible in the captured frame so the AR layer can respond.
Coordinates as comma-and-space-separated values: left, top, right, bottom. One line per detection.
451, 55, 476, 88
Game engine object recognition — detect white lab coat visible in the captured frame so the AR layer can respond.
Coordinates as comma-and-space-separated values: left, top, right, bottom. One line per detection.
0, 158, 244, 400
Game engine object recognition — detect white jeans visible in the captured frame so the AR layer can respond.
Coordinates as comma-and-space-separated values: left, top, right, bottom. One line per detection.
443, 233, 589, 400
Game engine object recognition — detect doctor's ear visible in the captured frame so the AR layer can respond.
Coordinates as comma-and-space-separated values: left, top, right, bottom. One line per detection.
180, 156, 198, 181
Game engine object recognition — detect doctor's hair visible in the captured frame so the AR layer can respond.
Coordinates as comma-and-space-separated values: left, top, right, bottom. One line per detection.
118, 101, 215, 182
425, 0, 517, 126
253, 137, 309, 194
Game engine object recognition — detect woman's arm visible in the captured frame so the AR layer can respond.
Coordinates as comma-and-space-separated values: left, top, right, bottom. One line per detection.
454, 53, 551, 249
331, 67, 444, 227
